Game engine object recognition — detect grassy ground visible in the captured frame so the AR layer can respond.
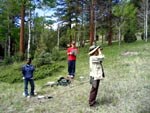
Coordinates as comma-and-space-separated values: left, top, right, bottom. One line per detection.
0, 41, 150, 113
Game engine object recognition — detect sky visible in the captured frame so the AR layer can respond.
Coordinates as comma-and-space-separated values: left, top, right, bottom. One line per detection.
35, 8, 58, 30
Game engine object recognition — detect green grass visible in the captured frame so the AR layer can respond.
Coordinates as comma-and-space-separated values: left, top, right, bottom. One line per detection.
0, 41, 150, 113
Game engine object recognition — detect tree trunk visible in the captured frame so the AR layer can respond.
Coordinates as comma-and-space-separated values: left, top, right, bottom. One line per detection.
8, 35, 11, 57
145, 0, 148, 42
57, 24, 60, 49
144, 1, 146, 40
108, 0, 112, 45
143, 0, 148, 42
69, 18, 72, 43
27, 8, 31, 59
7, 16, 11, 57
19, 2, 25, 58
89, 0, 95, 46
4, 39, 7, 58
102, 34, 104, 44
118, 26, 121, 46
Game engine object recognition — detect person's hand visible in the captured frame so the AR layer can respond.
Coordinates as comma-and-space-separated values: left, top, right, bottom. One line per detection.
70, 52, 73, 55
22, 77, 25, 80
98, 48, 103, 55
67, 52, 71, 55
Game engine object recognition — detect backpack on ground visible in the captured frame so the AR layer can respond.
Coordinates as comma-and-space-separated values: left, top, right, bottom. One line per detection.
57, 77, 71, 86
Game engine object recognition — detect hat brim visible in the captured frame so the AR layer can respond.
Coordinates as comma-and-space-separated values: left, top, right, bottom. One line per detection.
88, 46, 100, 55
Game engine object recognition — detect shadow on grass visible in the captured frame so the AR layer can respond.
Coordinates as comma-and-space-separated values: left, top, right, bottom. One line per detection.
97, 96, 118, 106
139, 106, 150, 113
139, 109, 150, 113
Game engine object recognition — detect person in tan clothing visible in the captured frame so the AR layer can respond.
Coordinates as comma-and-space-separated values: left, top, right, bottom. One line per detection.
88, 45, 105, 106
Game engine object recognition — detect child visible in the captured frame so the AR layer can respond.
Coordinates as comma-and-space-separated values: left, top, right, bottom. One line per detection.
67, 41, 78, 79
88, 45, 105, 106
22, 58, 35, 97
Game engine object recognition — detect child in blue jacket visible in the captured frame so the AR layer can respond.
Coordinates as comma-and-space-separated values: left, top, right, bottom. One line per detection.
22, 58, 35, 97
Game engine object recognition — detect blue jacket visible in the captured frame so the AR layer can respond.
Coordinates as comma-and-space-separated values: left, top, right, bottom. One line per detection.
22, 64, 35, 79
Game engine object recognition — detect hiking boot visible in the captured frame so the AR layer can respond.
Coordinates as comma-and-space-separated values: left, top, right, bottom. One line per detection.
89, 101, 99, 107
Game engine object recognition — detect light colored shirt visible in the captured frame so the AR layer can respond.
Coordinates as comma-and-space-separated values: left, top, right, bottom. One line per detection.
89, 54, 104, 80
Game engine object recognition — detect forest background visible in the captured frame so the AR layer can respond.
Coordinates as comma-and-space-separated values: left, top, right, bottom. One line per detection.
0, 0, 149, 84
0, 0, 149, 61
0, 0, 150, 112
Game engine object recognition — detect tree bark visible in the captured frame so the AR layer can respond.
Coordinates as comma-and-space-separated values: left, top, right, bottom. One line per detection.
89, 0, 95, 46
145, 0, 148, 42
108, 0, 112, 45
118, 26, 121, 46
57, 24, 60, 49
19, 2, 25, 58
27, 8, 31, 59
7, 16, 11, 57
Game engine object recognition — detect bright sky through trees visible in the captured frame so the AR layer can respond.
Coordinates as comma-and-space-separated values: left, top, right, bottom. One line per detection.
35, 8, 58, 30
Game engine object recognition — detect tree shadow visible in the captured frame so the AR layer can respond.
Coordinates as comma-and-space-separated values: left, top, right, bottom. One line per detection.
139, 107, 150, 113
97, 95, 118, 106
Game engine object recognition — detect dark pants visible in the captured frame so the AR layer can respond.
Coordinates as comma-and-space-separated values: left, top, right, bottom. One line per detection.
89, 79, 100, 106
68, 60, 76, 77
24, 78, 35, 96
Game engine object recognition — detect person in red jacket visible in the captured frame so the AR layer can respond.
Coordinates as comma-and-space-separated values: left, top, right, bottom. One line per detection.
67, 41, 78, 79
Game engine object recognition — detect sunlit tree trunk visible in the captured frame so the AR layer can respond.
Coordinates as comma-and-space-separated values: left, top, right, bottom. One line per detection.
145, 0, 148, 42
143, 0, 148, 42
27, 8, 31, 59
144, 2, 146, 40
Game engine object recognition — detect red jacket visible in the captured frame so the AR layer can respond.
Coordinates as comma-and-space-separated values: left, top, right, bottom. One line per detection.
67, 47, 78, 60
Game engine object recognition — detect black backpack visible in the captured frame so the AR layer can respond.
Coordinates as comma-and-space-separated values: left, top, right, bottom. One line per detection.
57, 77, 71, 86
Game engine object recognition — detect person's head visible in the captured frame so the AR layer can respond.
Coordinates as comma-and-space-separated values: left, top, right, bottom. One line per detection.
26, 58, 32, 64
88, 45, 102, 56
67, 43, 71, 48
71, 41, 76, 47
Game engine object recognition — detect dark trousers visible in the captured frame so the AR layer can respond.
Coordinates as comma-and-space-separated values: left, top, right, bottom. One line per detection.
68, 60, 76, 76
89, 79, 100, 106
24, 78, 35, 96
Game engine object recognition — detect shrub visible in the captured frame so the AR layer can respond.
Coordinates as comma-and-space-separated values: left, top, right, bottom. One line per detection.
51, 48, 66, 61
59, 36, 70, 48
34, 51, 52, 67
0, 64, 22, 83
0, 62, 64, 83
11, 52, 23, 62
34, 63, 64, 80
141, 32, 150, 40
3, 57, 13, 65
124, 31, 137, 43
